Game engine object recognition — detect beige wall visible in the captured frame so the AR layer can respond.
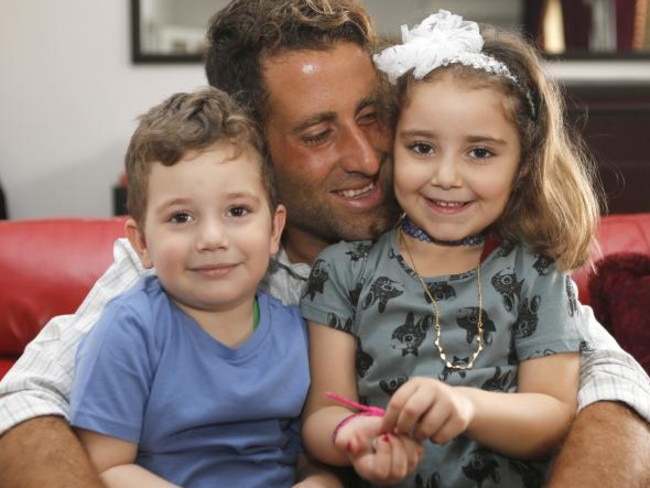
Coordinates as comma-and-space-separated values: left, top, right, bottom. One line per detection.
1, 0, 649, 220
1, 0, 204, 220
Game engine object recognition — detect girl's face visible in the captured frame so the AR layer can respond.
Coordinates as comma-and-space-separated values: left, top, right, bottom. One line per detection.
394, 72, 521, 242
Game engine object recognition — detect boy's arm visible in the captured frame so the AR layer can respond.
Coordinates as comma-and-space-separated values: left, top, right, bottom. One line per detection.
75, 429, 179, 488
294, 454, 348, 488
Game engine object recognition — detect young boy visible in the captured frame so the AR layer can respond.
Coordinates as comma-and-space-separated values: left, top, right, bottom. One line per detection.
69, 87, 310, 488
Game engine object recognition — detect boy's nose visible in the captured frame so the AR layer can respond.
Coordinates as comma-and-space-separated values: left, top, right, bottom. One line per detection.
197, 220, 228, 250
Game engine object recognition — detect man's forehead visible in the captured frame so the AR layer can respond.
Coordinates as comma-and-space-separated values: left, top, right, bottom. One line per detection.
261, 43, 379, 117
262, 42, 375, 83
300, 63, 317, 75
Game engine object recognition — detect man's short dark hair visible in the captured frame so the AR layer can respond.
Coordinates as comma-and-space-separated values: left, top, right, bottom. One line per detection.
205, 0, 376, 125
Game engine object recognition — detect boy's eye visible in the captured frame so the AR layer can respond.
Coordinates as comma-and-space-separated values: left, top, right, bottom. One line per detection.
170, 212, 193, 224
228, 206, 249, 217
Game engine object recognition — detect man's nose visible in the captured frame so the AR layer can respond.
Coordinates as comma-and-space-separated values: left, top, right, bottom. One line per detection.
338, 124, 386, 175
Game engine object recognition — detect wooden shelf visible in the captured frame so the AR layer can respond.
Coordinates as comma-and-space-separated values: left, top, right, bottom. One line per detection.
563, 84, 650, 214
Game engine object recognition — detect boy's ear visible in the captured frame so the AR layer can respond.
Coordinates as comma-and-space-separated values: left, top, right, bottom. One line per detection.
125, 218, 154, 269
270, 204, 287, 255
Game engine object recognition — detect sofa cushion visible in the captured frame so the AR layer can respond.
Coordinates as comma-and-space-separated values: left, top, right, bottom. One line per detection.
571, 213, 650, 305
0, 358, 13, 379
0, 218, 126, 357
588, 252, 650, 374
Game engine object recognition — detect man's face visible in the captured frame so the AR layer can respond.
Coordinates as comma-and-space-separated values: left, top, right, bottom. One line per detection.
262, 42, 397, 263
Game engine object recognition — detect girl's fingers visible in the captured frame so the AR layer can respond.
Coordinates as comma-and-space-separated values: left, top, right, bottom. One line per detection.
365, 434, 409, 483
383, 435, 409, 480
384, 381, 432, 434
400, 433, 425, 471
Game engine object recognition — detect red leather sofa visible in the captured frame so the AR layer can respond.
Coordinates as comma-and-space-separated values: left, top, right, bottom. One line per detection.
1, 214, 649, 379
0, 217, 126, 378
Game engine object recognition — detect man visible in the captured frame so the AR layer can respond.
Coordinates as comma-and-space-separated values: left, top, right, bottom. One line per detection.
0, 1, 648, 487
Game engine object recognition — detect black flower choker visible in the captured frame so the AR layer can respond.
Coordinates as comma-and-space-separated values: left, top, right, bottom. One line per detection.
400, 215, 485, 247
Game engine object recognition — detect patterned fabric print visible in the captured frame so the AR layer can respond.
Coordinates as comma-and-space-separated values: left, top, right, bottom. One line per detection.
300, 229, 588, 487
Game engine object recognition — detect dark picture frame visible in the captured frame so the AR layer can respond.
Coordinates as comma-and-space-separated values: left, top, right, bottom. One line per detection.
131, 0, 206, 64
130, 0, 650, 64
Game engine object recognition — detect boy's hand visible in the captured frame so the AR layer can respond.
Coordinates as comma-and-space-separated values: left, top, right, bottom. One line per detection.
335, 414, 423, 485
381, 377, 475, 444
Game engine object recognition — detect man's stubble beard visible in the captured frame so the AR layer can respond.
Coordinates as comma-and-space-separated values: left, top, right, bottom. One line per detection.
276, 157, 400, 245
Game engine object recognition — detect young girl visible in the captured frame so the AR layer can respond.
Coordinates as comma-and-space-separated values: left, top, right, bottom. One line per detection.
300, 10, 603, 487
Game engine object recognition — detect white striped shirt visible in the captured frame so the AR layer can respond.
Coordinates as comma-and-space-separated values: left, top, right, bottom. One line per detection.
0, 238, 648, 434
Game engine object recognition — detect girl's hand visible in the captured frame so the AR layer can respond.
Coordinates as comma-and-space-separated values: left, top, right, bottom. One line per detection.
381, 377, 475, 444
334, 414, 423, 485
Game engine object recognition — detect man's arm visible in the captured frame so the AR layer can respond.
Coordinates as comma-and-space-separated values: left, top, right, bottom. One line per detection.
0, 416, 104, 488
0, 239, 146, 487
546, 301, 650, 486
547, 401, 650, 487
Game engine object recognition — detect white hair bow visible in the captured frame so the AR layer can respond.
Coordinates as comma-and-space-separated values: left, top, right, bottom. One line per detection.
374, 10, 516, 84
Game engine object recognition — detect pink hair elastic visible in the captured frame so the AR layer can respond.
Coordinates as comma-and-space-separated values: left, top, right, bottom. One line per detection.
326, 392, 385, 416
326, 392, 385, 445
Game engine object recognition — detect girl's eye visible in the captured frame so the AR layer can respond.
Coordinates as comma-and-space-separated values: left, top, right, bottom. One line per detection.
469, 147, 494, 159
170, 212, 194, 224
408, 142, 434, 155
228, 206, 249, 217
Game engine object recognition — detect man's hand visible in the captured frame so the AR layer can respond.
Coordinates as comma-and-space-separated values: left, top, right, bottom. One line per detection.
0, 416, 104, 488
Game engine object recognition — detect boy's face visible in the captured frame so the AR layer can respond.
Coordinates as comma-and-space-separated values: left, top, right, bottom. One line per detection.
261, 42, 397, 263
127, 141, 285, 317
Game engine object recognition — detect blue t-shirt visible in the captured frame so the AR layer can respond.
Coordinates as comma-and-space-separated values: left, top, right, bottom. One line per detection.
70, 275, 309, 488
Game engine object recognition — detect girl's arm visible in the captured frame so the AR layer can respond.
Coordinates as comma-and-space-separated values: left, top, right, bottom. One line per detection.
383, 351, 579, 460
302, 322, 422, 484
75, 429, 180, 488
301, 321, 362, 466
462, 351, 580, 459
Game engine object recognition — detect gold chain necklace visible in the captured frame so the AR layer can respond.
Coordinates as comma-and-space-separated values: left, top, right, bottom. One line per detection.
400, 229, 484, 370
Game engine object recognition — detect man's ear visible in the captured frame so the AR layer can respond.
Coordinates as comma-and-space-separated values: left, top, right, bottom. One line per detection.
269, 204, 287, 255
125, 218, 154, 269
